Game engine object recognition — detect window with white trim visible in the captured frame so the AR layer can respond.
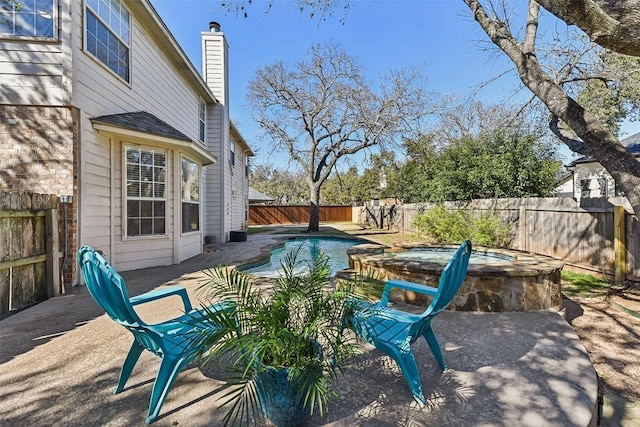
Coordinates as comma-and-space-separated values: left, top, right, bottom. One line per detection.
125, 147, 166, 237
597, 178, 608, 197
85, 0, 130, 82
230, 142, 235, 166
0, 0, 56, 38
181, 156, 200, 233
198, 99, 206, 143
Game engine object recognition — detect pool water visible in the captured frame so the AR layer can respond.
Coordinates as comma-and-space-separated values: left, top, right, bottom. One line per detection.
389, 248, 514, 264
241, 237, 363, 278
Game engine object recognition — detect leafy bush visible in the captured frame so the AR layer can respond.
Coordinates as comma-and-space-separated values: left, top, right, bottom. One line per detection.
412, 205, 511, 247
470, 212, 512, 247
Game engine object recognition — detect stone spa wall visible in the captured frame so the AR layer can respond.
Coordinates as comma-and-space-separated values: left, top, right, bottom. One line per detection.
341, 243, 564, 312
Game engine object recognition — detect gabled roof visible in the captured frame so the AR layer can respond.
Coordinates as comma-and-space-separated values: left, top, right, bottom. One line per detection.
249, 187, 274, 203
91, 111, 191, 141
567, 131, 640, 167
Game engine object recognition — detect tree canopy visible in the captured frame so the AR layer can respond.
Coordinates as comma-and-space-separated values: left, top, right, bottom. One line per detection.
225, 0, 640, 217
248, 42, 433, 230
464, 0, 640, 217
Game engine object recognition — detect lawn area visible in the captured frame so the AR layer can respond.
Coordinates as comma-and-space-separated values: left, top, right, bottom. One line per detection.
561, 270, 612, 298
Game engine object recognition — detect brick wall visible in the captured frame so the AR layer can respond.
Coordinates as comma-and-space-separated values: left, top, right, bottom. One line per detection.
0, 106, 79, 286
0, 106, 76, 195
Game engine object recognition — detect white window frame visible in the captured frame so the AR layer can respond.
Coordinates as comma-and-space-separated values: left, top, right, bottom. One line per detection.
181, 155, 200, 234
124, 145, 167, 238
230, 142, 235, 166
198, 99, 206, 143
0, 0, 57, 39
84, 0, 131, 82
597, 177, 608, 197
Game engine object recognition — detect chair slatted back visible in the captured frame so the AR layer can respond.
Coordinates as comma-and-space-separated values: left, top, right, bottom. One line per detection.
78, 246, 143, 328
427, 240, 472, 315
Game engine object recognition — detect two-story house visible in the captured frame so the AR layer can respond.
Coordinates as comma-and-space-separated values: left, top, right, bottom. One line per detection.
565, 132, 640, 200
0, 1, 253, 285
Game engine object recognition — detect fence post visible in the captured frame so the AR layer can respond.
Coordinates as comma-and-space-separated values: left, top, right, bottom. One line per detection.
518, 206, 527, 251
45, 195, 60, 297
614, 204, 627, 284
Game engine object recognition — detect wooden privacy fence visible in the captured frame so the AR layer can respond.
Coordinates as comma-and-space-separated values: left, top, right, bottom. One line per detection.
0, 192, 60, 318
357, 197, 639, 283
249, 205, 353, 225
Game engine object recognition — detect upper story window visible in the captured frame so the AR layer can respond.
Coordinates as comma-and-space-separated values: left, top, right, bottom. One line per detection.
198, 99, 206, 143
230, 142, 235, 166
0, 0, 56, 38
85, 0, 130, 82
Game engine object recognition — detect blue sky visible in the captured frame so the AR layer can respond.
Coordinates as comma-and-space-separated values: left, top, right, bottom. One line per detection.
150, 0, 640, 165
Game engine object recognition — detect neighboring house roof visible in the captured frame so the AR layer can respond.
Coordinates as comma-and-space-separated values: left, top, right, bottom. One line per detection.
91, 111, 217, 165
554, 170, 573, 186
567, 131, 640, 167
249, 187, 274, 203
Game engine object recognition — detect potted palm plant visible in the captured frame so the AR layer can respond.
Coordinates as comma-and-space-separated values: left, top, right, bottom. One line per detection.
193, 245, 363, 427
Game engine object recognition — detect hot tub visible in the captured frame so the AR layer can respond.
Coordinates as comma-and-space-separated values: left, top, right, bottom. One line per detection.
342, 243, 564, 312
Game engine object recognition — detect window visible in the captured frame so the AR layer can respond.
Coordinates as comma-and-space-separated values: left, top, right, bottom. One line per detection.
0, 0, 56, 38
181, 156, 200, 233
580, 179, 590, 198
245, 156, 250, 177
125, 147, 166, 237
198, 99, 206, 143
597, 178, 608, 197
85, 0, 130, 82
230, 143, 235, 166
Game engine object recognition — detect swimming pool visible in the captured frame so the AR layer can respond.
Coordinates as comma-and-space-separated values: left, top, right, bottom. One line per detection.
240, 236, 365, 278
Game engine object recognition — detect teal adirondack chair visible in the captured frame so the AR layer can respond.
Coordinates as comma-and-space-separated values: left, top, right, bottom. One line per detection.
345, 240, 472, 404
78, 246, 230, 424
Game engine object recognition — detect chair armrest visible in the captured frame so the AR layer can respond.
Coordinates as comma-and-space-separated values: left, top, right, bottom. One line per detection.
129, 287, 193, 312
380, 279, 438, 306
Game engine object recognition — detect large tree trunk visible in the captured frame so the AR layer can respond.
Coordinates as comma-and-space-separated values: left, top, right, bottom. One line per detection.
464, 0, 640, 218
307, 185, 321, 232
536, 0, 640, 57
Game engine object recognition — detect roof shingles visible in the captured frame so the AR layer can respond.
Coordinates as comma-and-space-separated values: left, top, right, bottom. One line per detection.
91, 111, 192, 142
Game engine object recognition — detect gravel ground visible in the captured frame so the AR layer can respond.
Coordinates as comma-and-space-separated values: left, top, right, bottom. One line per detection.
564, 293, 640, 402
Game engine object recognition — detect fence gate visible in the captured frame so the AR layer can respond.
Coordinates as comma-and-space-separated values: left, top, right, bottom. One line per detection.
0, 192, 60, 318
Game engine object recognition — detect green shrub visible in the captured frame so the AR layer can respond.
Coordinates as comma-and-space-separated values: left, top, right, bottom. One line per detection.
470, 212, 512, 247
412, 205, 469, 243
412, 205, 511, 247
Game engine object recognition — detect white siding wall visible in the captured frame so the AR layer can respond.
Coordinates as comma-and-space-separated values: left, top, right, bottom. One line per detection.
572, 163, 617, 200
202, 103, 224, 242
71, 1, 208, 269
202, 29, 229, 241
230, 140, 250, 230
0, 1, 72, 105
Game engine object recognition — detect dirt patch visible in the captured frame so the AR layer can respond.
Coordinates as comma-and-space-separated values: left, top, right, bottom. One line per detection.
564, 293, 640, 402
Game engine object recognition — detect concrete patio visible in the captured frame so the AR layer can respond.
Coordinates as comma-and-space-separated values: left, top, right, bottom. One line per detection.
0, 230, 602, 426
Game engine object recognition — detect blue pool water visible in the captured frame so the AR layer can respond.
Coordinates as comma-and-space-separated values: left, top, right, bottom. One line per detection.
389, 248, 514, 264
241, 237, 363, 278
